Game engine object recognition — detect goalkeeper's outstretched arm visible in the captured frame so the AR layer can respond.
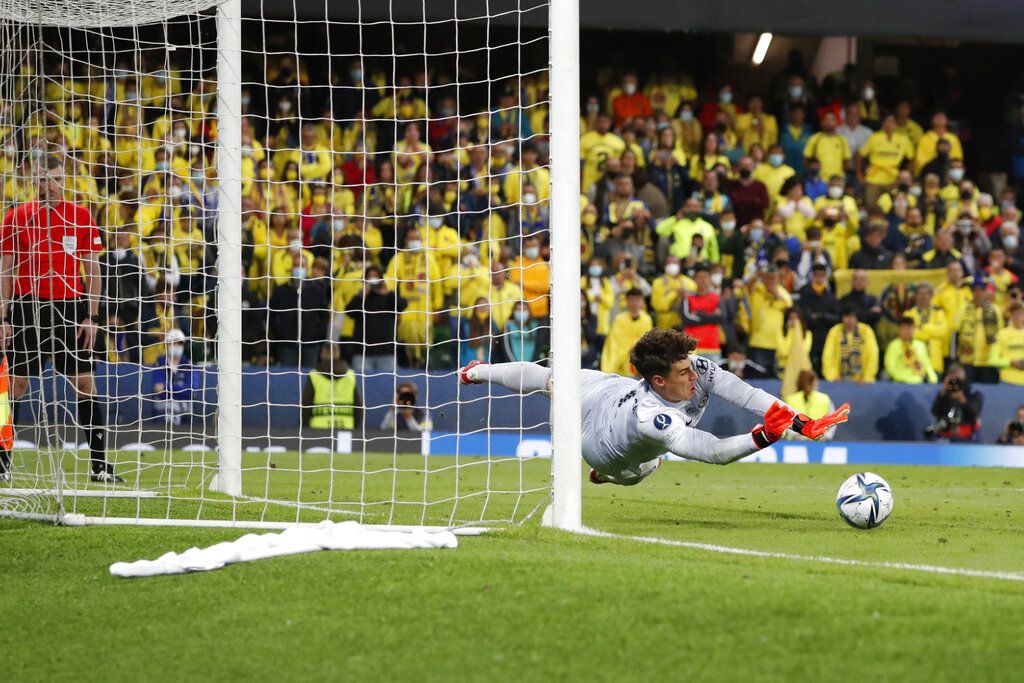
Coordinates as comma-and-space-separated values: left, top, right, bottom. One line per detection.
708, 365, 849, 439
648, 402, 796, 465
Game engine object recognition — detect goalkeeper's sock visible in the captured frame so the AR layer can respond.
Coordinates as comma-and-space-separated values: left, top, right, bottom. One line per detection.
78, 397, 109, 474
472, 362, 551, 394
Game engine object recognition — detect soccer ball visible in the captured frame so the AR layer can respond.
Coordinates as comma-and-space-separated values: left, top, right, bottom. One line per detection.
835, 472, 893, 529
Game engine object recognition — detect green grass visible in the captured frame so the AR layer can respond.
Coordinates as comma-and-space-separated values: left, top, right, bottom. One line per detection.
3, 458, 1024, 681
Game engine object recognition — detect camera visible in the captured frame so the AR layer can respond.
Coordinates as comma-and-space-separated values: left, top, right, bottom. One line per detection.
397, 391, 417, 406
946, 377, 962, 392
1008, 421, 1024, 439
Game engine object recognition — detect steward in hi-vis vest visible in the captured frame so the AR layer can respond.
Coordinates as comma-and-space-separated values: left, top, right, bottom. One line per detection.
302, 347, 362, 430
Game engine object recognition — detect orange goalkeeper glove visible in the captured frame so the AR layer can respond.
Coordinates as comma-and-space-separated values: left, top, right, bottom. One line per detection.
751, 401, 796, 449
792, 403, 851, 440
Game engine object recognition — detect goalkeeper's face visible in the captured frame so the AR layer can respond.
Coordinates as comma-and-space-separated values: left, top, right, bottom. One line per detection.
652, 358, 698, 403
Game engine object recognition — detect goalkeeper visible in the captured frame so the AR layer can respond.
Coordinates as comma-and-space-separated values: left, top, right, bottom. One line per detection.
459, 328, 848, 486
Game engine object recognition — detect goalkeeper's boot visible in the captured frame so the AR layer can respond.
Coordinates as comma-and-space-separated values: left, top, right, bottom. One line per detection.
91, 466, 125, 484
589, 468, 609, 485
458, 360, 486, 385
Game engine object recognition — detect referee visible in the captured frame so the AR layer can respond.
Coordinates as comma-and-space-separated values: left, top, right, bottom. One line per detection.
0, 155, 122, 483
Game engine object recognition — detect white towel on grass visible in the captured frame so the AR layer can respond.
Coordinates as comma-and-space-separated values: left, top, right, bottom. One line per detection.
109, 521, 458, 578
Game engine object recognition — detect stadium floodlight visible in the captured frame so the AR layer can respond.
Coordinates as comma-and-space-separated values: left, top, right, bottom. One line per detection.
0, 0, 582, 533
751, 32, 772, 65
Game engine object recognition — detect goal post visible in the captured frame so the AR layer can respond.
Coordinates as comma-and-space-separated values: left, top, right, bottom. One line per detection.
0, 0, 582, 532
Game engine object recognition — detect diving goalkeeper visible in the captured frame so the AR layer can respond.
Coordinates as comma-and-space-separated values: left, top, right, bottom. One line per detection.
459, 328, 849, 486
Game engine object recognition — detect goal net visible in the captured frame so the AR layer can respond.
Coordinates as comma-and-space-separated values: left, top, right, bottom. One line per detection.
0, 0, 581, 530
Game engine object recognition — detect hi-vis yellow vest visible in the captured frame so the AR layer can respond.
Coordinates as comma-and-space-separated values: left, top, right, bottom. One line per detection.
308, 370, 356, 430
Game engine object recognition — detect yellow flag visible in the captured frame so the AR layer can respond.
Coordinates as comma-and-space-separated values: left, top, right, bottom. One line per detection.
780, 320, 813, 399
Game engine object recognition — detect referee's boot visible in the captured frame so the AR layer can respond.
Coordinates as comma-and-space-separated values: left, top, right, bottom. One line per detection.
91, 465, 125, 484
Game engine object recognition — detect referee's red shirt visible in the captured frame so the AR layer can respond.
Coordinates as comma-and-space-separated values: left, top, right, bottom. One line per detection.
0, 200, 103, 300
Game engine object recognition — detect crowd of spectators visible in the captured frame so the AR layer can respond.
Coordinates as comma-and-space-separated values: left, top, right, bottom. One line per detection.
6, 47, 1024, 395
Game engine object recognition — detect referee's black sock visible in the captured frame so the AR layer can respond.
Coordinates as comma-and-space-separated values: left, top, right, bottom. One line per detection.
78, 397, 108, 474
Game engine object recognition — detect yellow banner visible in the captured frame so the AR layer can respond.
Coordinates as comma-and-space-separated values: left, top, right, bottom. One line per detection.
833, 268, 946, 298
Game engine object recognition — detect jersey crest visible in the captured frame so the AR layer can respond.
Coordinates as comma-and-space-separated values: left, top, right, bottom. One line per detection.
653, 414, 672, 430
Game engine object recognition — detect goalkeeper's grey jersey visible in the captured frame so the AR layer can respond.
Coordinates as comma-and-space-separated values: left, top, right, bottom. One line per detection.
580, 356, 780, 473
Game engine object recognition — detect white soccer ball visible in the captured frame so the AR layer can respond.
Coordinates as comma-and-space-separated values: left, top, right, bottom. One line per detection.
835, 472, 893, 529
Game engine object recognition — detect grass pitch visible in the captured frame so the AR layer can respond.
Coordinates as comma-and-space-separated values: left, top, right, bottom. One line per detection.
3, 457, 1024, 681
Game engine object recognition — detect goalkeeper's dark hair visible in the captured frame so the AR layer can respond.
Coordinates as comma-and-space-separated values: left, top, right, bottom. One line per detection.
629, 329, 698, 383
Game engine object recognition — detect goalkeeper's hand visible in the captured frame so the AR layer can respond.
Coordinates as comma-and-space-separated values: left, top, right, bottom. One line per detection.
792, 403, 851, 440
751, 401, 796, 449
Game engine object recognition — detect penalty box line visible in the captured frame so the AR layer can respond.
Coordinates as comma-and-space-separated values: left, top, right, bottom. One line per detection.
577, 527, 1024, 583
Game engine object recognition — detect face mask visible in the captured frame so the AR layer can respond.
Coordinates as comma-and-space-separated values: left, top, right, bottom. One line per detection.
863, 87, 875, 100
155, 161, 169, 171
623, 82, 637, 95
367, 278, 383, 287
1001, 200, 1016, 212
169, 345, 184, 360
113, 248, 127, 260
959, 189, 972, 201
3, 144, 14, 156
406, 240, 422, 251
711, 271, 723, 287
289, 239, 303, 251
241, 145, 252, 157
719, 91, 733, 104
749, 228, 765, 242
259, 168, 271, 180
910, 185, 922, 197
429, 216, 443, 229
586, 102, 599, 114
588, 265, 603, 277
523, 247, 540, 260
462, 254, 480, 268
738, 168, 752, 179
240, 94, 251, 107
828, 186, 843, 199
807, 166, 820, 178
440, 106, 456, 117
351, 69, 362, 82
291, 267, 306, 279
279, 100, 292, 113
949, 168, 965, 182
331, 218, 346, 231
523, 192, 537, 205
285, 170, 298, 181
514, 310, 530, 325
721, 220, 736, 233
788, 85, 804, 99
768, 153, 784, 168
189, 143, 201, 157
680, 110, 694, 122
957, 220, 973, 233
1003, 235, 1019, 250
665, 263, 681, 276
582, 213, 597, 227
979, 207, 993, 220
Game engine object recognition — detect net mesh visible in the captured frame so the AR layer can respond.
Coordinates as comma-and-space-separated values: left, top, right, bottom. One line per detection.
0, 0, 554, 528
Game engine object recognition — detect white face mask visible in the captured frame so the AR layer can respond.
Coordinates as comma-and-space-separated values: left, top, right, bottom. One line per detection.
406, 240, 422, 251
623, 82, 637, 95
168, 344, 184, 360
279, 100, 292, 113
428, 216, 443, 229
523, 247, 540, 260
909, 185, 922, 197
366, 278, 383, 287
588, 265, 603, 277
113, 248, 127, 260
289, 239, 303, 251
720, 220, 736, 232
462, 254, 480, 268
680, 110, 694, 122
522, 193, 537, 205
291, 266, 306, 279
333, 218, 346, 231
828, 186, 844, 199
949, 168, 965, 182
863, 87, 875, 100
514, 310, 530, 324
1002, 234, 1019, 250
664, 263, 681, 277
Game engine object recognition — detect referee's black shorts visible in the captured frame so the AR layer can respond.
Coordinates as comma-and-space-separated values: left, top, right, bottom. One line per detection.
10, 297, 93, 378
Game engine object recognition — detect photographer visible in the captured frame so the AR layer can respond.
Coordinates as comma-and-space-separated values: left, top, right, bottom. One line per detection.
997, 405, 1024, 445
380, 382, 432, 432
927, 363, 983, 442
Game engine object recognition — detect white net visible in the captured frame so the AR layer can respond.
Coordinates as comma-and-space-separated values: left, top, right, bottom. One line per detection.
0, 0, 559, 529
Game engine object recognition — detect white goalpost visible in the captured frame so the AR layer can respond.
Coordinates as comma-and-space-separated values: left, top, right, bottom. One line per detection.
0, 0, 582, 532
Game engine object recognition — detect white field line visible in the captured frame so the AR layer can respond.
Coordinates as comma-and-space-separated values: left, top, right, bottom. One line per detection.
578, 527, 1024, 583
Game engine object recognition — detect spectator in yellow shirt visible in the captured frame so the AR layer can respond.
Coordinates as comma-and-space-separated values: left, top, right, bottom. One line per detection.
742, 266, 792, 377
509, 235, 551, 319
914, 111, 963, 175
905, 283, 950, 374
752, 144, 795, 201
954, 278, 1003, 384
822, 307, 880, 384
734, 95, 778, 151
580, 113, 625, 194
894, 100, 924, 149
885, 317, 938, 384
655, 197, 720, 262
600, 288, 653, 376
857, 113, 914, 210
650, 255, 696, 330
272, 123, 332, 182
384, 229, 443, 366
802, 111, 851, 181
485, 263, 523, 330
582, 256, 615, 337
990, 302, 1024, 385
